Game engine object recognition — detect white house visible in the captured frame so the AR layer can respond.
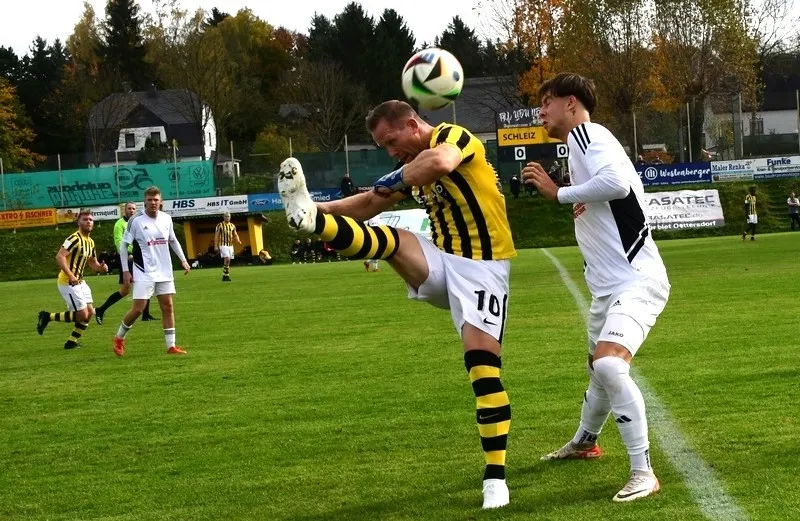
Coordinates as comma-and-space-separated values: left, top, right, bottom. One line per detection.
87, 88, 217, 167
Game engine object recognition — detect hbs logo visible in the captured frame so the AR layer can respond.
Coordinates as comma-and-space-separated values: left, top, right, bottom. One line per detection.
171, 200, 195, 209
644, 167, 658, 181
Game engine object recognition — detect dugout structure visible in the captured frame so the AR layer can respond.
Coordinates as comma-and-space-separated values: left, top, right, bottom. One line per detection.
176, 213, 266, 265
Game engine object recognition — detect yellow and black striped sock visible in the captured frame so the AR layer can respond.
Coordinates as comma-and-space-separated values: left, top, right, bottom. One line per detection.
223, 265, 230, 276
66, 321, 88, 346
465, 350, 510, 481
314, 213, 400, 260
50, 311, 74, 322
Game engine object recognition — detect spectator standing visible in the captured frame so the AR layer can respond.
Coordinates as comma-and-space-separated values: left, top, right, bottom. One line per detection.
509, 175, 521, 198
788, 192, 799, 231
341, 173, 357, 197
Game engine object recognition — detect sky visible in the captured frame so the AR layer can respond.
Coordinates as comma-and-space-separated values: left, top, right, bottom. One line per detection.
0, 0, 487, 57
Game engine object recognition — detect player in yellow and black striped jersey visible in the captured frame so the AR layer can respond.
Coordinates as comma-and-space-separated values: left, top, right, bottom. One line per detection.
37, 209, 108, 349
743, 186, 757, 241
276, 100, 516, 509
404, 123, 515, 260
215, 212, 241, 281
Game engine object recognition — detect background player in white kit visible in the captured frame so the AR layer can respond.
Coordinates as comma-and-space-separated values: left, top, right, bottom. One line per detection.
522, 73, 670, 502
113, 186, 191, 357
363, 215, 382, 272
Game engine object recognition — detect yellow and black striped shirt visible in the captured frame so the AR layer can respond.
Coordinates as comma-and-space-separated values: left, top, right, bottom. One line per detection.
216, 221, 237, 247
745, 194, 757, 215
57, 231, 96, 285
405, 123, 516, 260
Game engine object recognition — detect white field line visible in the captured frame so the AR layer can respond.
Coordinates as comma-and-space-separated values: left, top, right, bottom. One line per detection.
541, 248, 748, 521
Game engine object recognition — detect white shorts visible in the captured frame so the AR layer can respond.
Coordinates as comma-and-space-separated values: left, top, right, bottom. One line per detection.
58, 282, 93, 311
747, 214, 758, 224
219, 245, 234, 259
588, 277, 670, 357
406, 234, 511, 342
132, 280, 176, 300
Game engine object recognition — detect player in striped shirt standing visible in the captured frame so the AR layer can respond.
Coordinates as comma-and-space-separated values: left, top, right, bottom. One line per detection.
215, 212, 241, 282
37, 209, 109, 349
523, 73, 670, 502
742, 186, 757, 241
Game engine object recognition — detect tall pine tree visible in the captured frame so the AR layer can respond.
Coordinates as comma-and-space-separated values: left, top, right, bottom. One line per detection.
372, 9, 415, 103
98, 0, 153, 90
435, 16, 484, 77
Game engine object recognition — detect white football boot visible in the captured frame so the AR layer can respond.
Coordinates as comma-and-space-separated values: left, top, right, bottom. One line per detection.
540, 441, 603, 460
278, 158, 317, 233
482, 479, 509, 509
612, 471, 660, 502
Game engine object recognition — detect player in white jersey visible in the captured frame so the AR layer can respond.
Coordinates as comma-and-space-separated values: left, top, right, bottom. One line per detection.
113, 186, 192, 357
522, 73, 670, 503
363, 215, 382, 272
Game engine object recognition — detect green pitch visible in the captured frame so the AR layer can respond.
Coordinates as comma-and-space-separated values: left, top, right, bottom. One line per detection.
0, 234, 797, 520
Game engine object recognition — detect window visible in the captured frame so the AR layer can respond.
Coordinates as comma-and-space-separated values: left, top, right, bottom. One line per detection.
750, 118, 764, 135
125, 133, 135, 148
150, 132, 161, 144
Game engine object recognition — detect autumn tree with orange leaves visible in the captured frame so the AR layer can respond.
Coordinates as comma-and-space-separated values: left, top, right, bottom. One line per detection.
648, 0, 759, 161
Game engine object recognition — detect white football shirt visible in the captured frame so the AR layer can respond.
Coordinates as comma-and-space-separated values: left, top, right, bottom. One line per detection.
123, 211, 184, 282
559, 122, 667, 297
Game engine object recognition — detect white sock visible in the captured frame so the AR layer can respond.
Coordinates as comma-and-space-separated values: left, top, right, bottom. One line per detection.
116, 321, 132, 339
592, 356, 651, 472
571, 364, 611, 446
164, 328, 176, 349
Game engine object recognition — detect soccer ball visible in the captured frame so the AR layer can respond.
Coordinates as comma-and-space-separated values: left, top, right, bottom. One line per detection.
401, 48, 464, 111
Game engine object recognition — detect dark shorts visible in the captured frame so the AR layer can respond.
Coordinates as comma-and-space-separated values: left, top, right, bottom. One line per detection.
119, 259, 134, 284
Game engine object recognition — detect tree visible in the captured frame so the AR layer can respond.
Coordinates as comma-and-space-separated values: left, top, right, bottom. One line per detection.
216, 10, 296, 143
557, 0, 654, 154
307, 14, 336, 62
0, 78, 44, 171
475, 0, 563, 105
435, 16, 484, 77
649, 0, 759, 161
331, 3, 376, 83
205, 7, 230, 27
287, 61, 370, 151
371, 9, 416, 102
148, 7, 231, 159
16, 37, 72, 156
136, 137, 170, 163
98, 0, 153, 90
0, 46, 21, 84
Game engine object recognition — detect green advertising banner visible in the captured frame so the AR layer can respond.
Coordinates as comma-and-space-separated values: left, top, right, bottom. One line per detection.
3, 161, 215, 209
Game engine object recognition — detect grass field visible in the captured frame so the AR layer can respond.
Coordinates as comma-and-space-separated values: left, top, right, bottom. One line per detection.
1, 233, 798, 521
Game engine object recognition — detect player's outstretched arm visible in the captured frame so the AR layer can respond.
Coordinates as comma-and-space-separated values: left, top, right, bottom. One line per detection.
318, 190, 405, 222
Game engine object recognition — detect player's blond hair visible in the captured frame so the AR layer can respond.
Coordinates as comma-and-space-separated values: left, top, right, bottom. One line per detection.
144, 186, 162, 197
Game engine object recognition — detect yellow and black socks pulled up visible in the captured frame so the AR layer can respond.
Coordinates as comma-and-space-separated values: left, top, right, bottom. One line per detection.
50, 311, 74, 322
314, 213, 399, 260
223, 265, 230, 277
65, 321, 88, 348
465, 350, 510, 480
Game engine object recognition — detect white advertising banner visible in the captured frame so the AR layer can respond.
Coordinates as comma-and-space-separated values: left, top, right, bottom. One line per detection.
711, 159, 755, 182
712, 156, 800, 182
377, 208, 431, 239
162, 195, 249, 218
646, 189, 725, 231
56, 204, 121, 223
